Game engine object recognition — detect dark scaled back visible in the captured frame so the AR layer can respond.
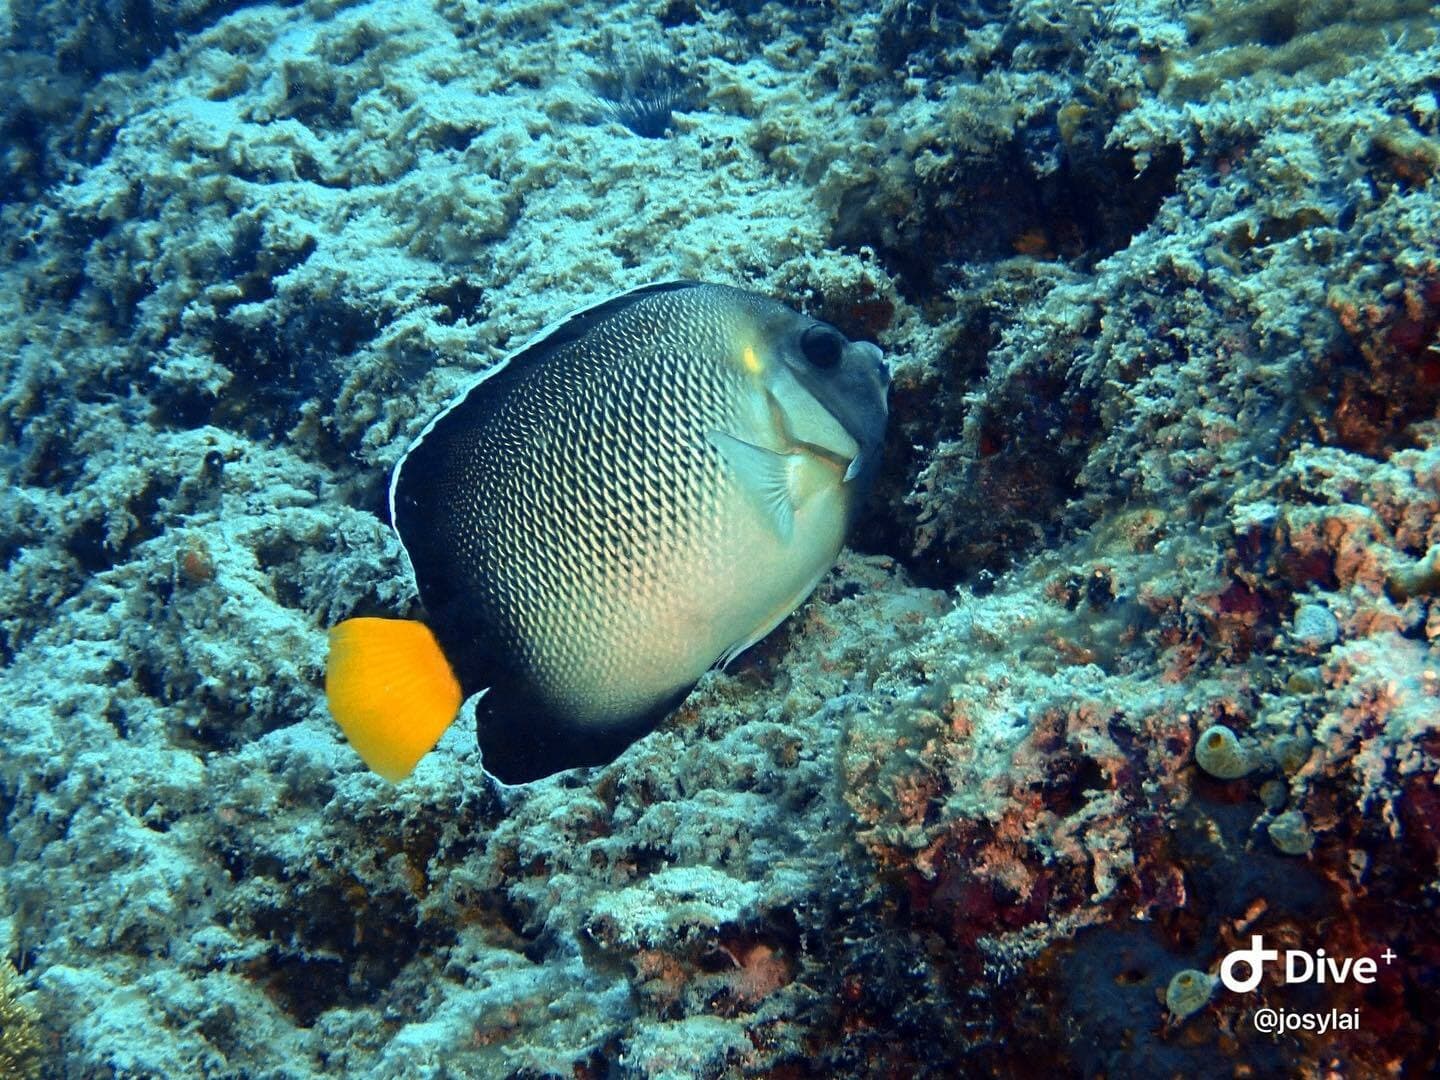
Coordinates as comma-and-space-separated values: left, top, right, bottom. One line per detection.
392, 281, 713, 627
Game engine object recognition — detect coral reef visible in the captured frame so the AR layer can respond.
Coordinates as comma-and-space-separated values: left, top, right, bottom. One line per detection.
0, 959, 44, 1080
1, 0, 1438, 1076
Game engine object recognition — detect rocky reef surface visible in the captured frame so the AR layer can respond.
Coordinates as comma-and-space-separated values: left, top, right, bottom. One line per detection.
2, 0, 1438, 1076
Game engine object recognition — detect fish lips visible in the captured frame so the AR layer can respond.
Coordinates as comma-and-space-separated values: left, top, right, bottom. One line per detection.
818, 339, 890, 486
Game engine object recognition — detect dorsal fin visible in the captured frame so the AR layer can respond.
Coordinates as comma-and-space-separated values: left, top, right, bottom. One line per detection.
501, 280, 701, 375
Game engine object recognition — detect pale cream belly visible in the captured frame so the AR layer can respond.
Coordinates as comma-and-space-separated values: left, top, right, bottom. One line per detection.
536, 449, 850, 728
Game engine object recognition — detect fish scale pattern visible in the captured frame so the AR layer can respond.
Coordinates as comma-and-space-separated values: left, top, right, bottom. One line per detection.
396, 286, 759, 725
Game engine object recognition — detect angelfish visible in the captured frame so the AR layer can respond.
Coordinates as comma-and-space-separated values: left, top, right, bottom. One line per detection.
326, 281, 890, 784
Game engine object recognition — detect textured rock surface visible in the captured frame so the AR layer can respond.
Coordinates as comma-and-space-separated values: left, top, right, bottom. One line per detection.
2, 0, 1438, 1075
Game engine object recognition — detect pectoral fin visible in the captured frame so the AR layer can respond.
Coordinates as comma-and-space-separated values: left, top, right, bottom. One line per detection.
706, 429, 796, 541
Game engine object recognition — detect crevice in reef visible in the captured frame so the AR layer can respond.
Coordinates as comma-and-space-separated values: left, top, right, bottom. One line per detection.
833, 133, 1184, 303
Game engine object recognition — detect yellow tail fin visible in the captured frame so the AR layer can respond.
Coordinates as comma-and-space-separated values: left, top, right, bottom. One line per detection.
325, 618, 462, 782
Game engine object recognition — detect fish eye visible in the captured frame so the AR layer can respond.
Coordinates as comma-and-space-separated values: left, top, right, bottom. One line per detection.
800, 324, 844, 368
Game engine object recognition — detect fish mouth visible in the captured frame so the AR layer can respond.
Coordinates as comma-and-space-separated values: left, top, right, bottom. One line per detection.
839, 341, 890, 482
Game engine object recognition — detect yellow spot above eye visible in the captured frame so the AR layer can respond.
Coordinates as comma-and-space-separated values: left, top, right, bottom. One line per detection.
741, 345, 763, 375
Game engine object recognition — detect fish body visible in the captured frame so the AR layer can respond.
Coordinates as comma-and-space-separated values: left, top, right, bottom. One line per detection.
326, 281, 889, 783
